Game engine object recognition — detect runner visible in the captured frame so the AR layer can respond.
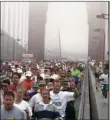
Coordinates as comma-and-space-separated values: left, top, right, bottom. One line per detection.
14, 86, 32, 120
9, 72, 21, 93
32, 89, 62, 120
1, 91, 26, 120
50, 81, 78, 119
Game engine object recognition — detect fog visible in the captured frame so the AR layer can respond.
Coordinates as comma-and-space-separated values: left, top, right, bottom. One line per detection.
45, 2, 89, 61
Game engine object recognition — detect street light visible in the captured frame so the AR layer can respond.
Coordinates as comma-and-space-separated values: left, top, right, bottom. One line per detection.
92, 36, 101, 62
93, 28, 105, 35
16, 38, 21, 42
47, 50, 52, 60
58, 28, 62, 60
93, 29, 105, 62
13, 38, 21, 60
96, 13, 109, 19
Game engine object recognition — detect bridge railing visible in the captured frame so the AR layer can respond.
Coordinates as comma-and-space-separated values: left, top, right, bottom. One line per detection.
78, 65, 90, 120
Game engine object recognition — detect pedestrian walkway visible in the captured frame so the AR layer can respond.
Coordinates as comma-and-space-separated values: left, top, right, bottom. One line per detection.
89, 68, 108, 120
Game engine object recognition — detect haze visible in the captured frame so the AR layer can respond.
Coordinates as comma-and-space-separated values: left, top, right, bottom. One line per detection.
45, 2, 89, 61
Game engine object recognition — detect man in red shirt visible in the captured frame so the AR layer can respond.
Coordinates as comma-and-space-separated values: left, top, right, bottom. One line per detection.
9, 72, 21, 93
23, 71, 35, 92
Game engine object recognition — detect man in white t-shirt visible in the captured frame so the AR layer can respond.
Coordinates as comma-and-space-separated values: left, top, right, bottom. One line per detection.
50, 81, 78, 119
99, 69, 109, 99
29, 81, 46, 109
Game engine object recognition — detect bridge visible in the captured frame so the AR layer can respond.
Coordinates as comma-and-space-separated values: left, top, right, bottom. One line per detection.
76, 65, 108, 120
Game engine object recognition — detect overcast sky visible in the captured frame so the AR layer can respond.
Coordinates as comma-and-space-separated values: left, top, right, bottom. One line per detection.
45, 2, 89, 60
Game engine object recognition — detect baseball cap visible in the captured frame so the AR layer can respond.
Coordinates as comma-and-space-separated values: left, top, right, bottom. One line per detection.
26, 71, 32, 77
33, 83, 39, 88
44, 75, 50, 79
47, 82, 53, 89
17, 69, 23, 74
39, 80, 46, 86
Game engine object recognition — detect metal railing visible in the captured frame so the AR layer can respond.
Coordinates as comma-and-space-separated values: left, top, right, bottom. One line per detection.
78, 65, 90, 120
78, 69, 86, 120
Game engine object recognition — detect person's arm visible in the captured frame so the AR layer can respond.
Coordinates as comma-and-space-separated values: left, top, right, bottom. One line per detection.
26, 102, 32, 117
73, 87, 79, 99
23, 91, 30, 101
99, 74, 105, 83
65, 86, 79, 101
71, 71, 74, 77
29, 95, 35, 109
24, 109, 30, 120
77, 70, 81, 79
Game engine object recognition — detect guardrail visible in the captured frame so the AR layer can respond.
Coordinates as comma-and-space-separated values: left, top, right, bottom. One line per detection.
89, 66, 108, 120
78, 65, 90, 120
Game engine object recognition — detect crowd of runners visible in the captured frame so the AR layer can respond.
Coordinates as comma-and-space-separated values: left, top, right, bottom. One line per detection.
0, 60, 85, 120
90, 60, 109, 102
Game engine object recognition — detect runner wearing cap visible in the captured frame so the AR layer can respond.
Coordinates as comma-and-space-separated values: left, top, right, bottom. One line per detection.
47, 82, 53, 91
29, 83, 39, 99
23, 71, 35, 92
29, 81, 46, 110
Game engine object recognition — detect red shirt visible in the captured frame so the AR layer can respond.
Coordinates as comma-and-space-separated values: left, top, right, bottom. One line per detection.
23, 80, 35, 91
9, 83, 22, 93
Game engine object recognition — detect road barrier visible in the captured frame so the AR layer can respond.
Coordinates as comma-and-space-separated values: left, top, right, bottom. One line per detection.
78, 66, 90, 120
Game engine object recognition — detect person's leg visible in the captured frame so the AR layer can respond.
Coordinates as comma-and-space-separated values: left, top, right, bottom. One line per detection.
96, 77, 99, 89
103, 85, 107, 99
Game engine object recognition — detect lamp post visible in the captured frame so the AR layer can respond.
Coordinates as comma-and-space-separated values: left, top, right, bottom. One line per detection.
45, 49, 47, 60
93, 29, 105, 62
96, 13, 109, 20
13, 38, 21, 60
96, 13, 109, 61
92, 36, 101, 62
58, 28, 62, 60
47, 50, 52, 60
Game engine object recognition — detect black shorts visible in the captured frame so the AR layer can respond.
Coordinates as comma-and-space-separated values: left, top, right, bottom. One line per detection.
94, 73, 99, 78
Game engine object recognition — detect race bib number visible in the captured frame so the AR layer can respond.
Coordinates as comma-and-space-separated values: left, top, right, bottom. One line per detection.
53, 101, 62, 107
52, 98, 62, 110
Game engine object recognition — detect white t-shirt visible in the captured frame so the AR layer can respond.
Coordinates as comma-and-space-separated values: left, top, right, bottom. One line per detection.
14, 100, 32, 116
29, 93, 42, 109
99, 74, 108, 84
51, 74, 59, 80
50, 91, 74, 117
19, 75, 26, 83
